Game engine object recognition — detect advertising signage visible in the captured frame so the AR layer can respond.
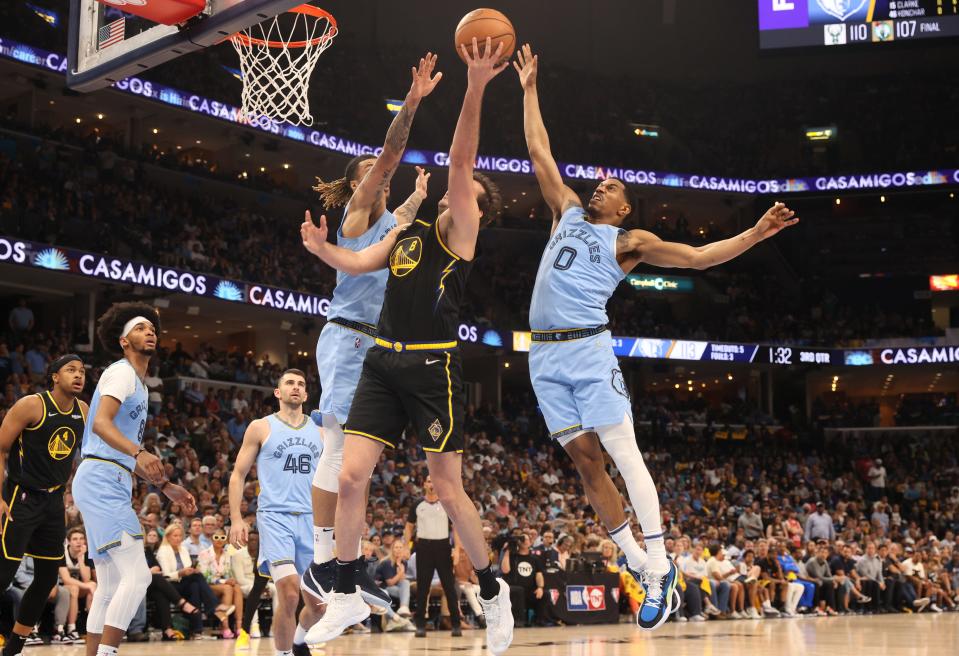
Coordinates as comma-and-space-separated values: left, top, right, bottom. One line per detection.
1, 38, 957, 196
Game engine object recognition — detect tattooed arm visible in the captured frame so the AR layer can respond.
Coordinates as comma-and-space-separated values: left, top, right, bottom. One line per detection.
342, 53, 442, 238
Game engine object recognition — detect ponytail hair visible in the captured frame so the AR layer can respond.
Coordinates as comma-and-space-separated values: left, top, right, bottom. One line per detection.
313, 155, 376, 209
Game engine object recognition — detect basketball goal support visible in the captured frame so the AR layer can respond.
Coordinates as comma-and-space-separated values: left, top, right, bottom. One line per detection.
67, 0, 303, 92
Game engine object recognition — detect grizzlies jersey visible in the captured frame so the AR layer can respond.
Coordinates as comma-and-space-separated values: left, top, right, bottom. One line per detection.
11, 391, 84, 490
377, 219, 472, 343
81, 359, 147, 470
326, 203, 397, 325
529, 206, 625, 330
255, 414, 322, 514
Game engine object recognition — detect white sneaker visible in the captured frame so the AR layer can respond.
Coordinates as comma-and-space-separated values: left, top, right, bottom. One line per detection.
397, 605, 411, 617
705, 604, 722, 616
676, 615, 688, 623
690, 614, 706, 622
930, 603, 943, 613
478, 579, 514, 656
385, 616, 412, 633
914, 598, 931, 613
730, 610, 744, 619
763, 604, 781, 617
305, 590, 370, 644
250, 611, 261, 638
747, 607, 762, 620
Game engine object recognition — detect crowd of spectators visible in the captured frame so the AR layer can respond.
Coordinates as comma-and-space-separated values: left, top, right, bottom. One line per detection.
1, 314, 957, 639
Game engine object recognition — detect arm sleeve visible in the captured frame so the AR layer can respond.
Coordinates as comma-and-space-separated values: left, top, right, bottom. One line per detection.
97, 363, 137, 402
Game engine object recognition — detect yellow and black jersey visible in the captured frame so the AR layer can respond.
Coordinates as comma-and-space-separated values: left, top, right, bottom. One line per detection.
10, 391, 85, 491
377, 219, 473, 344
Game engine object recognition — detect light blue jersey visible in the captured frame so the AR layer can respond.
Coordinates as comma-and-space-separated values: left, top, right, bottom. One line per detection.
529, 205, 625, 331
317, 204, 396, 421
256, 413, 322, 576
81, 360, 148, 467
326, 204, 396, 324
255, 413, 322, 514
74, 359, 148, 557
528, 206, 632, 441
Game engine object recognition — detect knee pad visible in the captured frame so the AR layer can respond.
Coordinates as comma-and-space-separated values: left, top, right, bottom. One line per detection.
313, 416, 345, 493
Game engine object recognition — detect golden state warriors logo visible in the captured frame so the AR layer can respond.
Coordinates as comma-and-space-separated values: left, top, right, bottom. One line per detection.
48, 427, 76, 460
390, 236, 422, 277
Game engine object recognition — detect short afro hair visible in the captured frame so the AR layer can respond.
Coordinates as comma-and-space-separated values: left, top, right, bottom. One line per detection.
473, 172, 503, 228
96, 301, 161, 355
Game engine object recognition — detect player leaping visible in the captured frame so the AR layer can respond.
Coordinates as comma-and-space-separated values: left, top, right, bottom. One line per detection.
302, 53, 440, 611
513, 44, 798, 632
299, 39, 514, 654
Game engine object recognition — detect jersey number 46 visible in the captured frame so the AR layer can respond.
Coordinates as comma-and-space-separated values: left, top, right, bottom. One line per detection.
283, 453, 312, 474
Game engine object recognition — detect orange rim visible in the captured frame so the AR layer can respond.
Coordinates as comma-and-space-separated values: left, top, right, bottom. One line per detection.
231, 4, 337, 49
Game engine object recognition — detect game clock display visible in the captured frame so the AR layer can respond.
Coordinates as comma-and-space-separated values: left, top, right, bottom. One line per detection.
758, 0, 959, 50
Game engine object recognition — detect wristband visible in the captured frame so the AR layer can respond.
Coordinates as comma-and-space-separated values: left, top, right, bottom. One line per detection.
134, 447, 146, 458
159, 480, 171, 491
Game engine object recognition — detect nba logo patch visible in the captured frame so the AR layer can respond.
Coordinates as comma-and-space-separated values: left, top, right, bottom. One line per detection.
549, 589, 560, 605
354, 337, 361, 349
567, 585, 606, 611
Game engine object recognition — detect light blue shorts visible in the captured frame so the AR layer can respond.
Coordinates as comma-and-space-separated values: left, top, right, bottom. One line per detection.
316, 321, 377, 422
256, 510, 313, 578
72, 459, 143, 559
528, 330, 632, 441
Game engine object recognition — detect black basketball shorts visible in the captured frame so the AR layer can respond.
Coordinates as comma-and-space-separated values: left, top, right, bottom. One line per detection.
345, 347, 465, 454
1, 481, 66, 562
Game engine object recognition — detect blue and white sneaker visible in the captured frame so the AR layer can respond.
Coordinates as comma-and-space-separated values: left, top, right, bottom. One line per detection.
637, 561, 679, 631
301, 559, 336, 603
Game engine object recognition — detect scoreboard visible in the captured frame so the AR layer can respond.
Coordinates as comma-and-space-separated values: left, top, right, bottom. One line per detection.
758, 0, 959, 50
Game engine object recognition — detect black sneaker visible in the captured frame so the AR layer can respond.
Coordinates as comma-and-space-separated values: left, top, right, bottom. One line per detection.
24, 632, 43, 647
355, 559, 392, 609
451, 626, 462, 637
301, 559, 336, 603
415, 626, 427, 638
291, 642, 312, 656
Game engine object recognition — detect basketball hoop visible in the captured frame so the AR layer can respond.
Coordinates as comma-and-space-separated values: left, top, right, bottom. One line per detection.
230, 4, 337, 127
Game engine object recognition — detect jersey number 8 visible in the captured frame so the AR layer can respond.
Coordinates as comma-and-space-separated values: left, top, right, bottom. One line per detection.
283, 453, 312, 474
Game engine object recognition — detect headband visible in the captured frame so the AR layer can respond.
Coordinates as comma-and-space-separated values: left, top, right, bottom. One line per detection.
122, 316, 154, 339
48, 353, 83, 377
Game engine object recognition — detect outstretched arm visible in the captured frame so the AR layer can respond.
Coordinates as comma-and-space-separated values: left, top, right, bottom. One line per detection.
514, 44, 580, 230
392, 166, 430, 226
618, 203, 798, 271
301, 210, 401, 275
446, 38, 509, 259
342, 53, 442, 238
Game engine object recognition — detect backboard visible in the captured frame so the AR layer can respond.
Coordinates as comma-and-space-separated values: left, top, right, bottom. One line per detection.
67, 0, 302, 92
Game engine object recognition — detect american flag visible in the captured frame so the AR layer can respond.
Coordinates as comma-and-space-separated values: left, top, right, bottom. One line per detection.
98, 16, 125, 50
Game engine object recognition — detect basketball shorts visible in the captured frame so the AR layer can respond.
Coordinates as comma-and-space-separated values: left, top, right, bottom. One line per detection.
256, 510, 313, 578
528, 330, 631, 441
346, 347, 465, 454
316, 320, 377, 422
0, 481, 66, 562
72, 458, 143, 560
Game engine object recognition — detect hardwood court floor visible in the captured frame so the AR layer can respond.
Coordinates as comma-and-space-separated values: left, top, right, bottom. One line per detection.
27, 613, 958, 655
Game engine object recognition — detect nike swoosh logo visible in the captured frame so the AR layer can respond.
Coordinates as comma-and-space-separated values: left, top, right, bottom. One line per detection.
48, 413, 57, 417
425, 359, 441, 365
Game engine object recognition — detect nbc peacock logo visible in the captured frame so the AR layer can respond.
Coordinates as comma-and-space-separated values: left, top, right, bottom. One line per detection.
213, 281, 244, 302
33, 248, 69, 271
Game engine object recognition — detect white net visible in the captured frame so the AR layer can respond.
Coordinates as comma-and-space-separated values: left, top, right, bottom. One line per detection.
230, 6, 337, 127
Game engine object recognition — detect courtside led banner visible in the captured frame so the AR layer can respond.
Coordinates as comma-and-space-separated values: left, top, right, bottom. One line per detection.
2, 38, 957, 196
626, 274, 694, 292
0, 235, 501, 346
930, 275, 959, 291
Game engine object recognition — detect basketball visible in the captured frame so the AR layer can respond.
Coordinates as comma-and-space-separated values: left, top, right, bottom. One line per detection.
454, 8, 515, 64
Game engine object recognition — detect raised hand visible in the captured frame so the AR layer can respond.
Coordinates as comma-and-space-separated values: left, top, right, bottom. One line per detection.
414, 166, 430, 198
513, 43, 538, 90
754, 202, 799, 239
300, 210, 329, 256
460, 37, 510, 88
409, 52, 442, 100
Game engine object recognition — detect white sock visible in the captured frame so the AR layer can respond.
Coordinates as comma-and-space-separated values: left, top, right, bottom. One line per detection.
67, 624, 75, 632
97, 645, 119, 656
276, 651, 293, 656
314, 526, 334, 564
293, 624, 307, 645
608, 521, 648, 572
357, 539, 363, 559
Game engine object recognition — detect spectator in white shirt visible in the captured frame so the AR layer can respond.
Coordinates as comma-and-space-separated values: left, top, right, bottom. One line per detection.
707, 547, 744, 617
867, 459, 887, 503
